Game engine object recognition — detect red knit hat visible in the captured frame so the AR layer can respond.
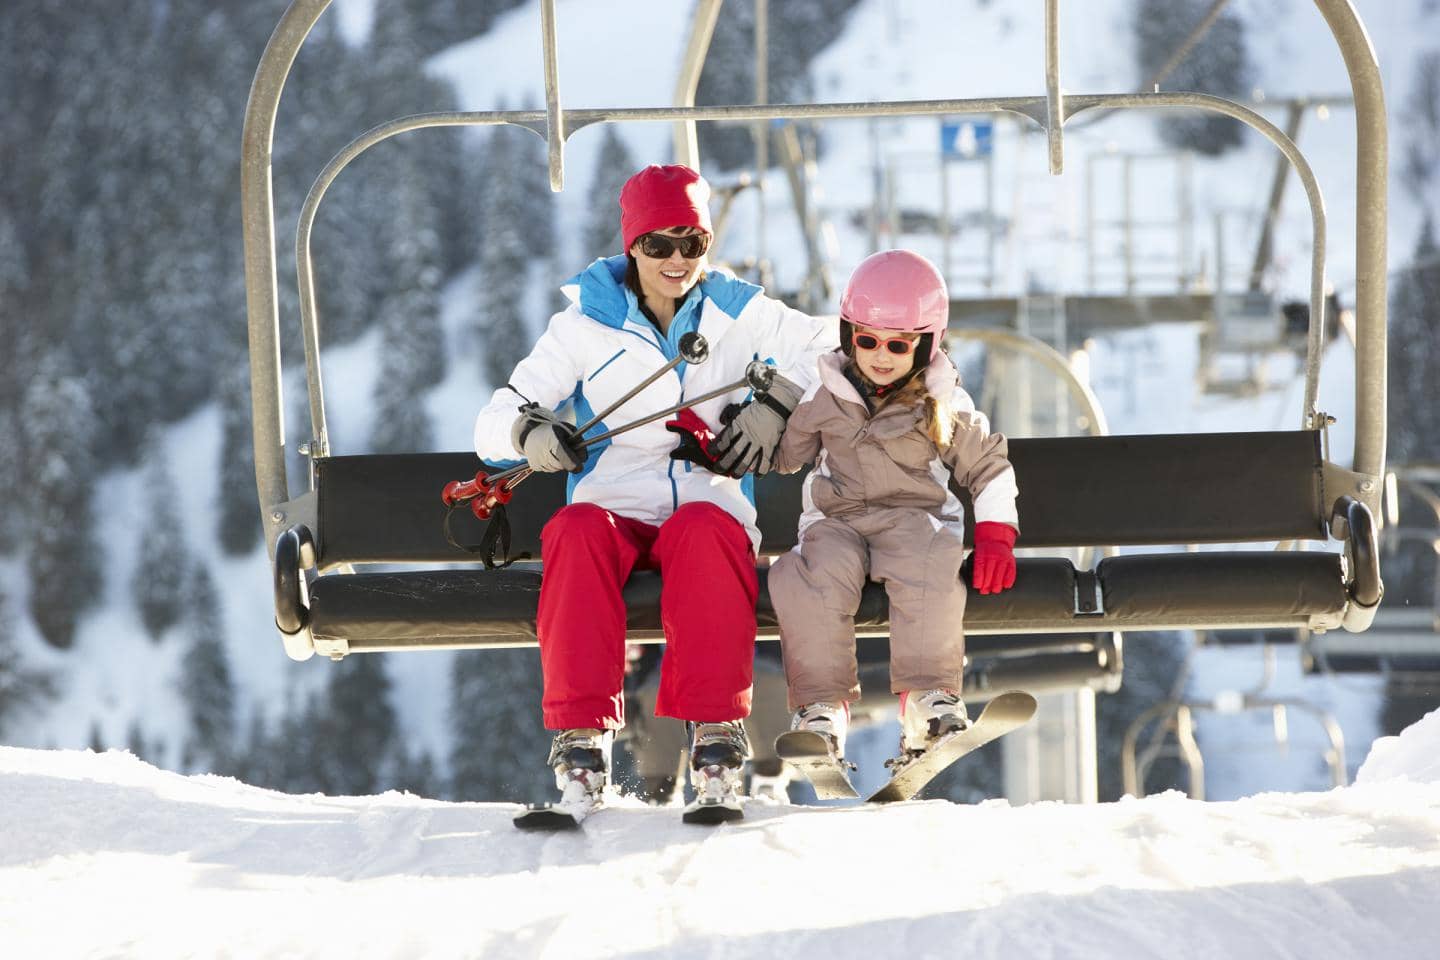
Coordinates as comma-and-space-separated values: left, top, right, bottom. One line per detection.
619, 164, 713, 251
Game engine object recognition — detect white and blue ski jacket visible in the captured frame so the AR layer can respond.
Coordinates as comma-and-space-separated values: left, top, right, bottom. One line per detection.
474, 256, 838, 551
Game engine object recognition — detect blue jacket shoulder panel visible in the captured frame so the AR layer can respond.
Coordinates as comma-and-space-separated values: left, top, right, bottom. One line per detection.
699, 268, 763, 319
568, 256, 631, 329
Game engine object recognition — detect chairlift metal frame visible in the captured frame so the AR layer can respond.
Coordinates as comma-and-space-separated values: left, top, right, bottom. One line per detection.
241, 0, 1388, 664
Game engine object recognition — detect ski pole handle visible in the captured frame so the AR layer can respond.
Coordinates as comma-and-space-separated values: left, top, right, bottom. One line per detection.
442, 356, 768, 505
442, 472, 487, 506
443, 467, 523, 504
456, 336, 710, 496
442, 467, 531, 519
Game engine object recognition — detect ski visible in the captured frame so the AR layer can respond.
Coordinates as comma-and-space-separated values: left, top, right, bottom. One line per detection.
867, 690, 1038, 804
682, 757, 745, 825
512, 798, 597, 831
681, 796, 744, 825
774, 730, 860, 800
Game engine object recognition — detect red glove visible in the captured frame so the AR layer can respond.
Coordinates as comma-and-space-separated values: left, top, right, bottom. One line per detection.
971, 522, 1017, 595
665, 407, 720, 471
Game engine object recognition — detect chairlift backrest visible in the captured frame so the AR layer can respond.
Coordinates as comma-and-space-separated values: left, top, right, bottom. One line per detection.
313, 430, 1328, 571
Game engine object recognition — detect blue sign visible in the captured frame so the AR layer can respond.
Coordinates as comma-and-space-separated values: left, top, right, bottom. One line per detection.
940, 119, 993, 160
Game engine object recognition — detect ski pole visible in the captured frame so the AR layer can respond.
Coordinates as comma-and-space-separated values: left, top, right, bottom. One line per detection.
573, 331, 709, 435
576, 360, 775, 448
442, 334, 712, 508
449, 361, 773, 518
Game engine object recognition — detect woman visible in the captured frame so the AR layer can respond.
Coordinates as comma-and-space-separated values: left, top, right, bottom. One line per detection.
472, 164, 834, 817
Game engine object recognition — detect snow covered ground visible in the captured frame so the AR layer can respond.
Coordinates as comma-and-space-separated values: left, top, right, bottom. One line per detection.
4, 708, 1440, 959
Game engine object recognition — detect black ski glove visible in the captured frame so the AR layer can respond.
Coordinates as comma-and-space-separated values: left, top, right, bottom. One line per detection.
511, 403, 588, 473
708, 372, 804, 477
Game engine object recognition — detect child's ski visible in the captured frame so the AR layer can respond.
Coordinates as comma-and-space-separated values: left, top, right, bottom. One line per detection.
774, 730, 860, 800
867, 690, 1037, 803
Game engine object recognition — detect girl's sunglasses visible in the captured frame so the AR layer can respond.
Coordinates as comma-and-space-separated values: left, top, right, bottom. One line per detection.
637, 232, 711, 260
852, 330, 918, 355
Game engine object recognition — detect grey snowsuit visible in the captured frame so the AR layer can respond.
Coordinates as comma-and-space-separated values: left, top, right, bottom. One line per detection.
768, 351, 1019, 709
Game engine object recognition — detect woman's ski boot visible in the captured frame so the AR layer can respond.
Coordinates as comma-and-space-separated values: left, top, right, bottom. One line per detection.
684, 720, 749, 824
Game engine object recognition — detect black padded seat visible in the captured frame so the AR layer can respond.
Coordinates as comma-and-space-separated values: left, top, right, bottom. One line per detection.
1097, 551, 1346, 626
757, 558, 1078, 633
307, 551, 1348, 653
309, 559, 1087, 652
307, 569, 542, 648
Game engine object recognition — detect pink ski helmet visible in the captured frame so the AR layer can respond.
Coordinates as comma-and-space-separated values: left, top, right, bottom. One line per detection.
839, 249, 949, 363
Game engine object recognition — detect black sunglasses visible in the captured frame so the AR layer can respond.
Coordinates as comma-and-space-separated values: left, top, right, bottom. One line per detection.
636, 232, 711, 260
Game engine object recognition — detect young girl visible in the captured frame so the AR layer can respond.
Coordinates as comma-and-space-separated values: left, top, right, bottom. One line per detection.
767, 249, 1019, 771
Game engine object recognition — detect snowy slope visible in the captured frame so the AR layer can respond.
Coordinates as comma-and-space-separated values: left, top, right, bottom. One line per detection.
3, 709, 1440, 959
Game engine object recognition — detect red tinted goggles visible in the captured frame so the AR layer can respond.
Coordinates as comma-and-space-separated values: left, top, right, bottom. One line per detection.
637, 232, 711, 260
852, 330, 918, 355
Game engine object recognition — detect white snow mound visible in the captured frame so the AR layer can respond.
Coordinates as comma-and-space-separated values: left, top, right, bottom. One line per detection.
1356, 707, 1440, 786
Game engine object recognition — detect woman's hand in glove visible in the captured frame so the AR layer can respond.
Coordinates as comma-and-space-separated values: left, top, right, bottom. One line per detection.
511, 404, 588, 473
709, 372, 804, 477
971, 521, 1017, 595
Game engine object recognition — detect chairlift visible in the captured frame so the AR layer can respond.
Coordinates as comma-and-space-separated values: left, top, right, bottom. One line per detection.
241, 0, 1387, 677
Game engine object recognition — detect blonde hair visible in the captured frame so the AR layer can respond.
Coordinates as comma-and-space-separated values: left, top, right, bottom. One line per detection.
847, 360, 955, 447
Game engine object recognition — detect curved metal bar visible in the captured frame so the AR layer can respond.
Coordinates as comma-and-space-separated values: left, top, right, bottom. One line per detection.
273, 525, 312, 635
295, 111, 545, 454
272, 524, 315, 661
241, 0, 337, 555
948, 328, 1109, 437
1312, 0, 1387, 495
1335, 494, 1382, 609
1065, 92, 1327, 428
1122, 701, 1205, 799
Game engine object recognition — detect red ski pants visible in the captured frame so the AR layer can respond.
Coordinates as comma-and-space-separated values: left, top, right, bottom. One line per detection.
535, 501, 759, 730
